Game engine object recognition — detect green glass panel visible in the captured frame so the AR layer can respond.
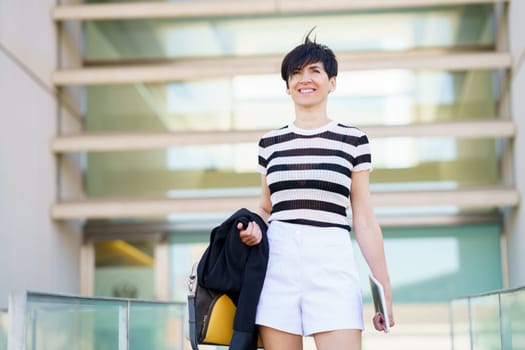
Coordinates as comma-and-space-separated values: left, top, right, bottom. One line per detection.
85, 70, 498, 133
470, 294, 501, 350
372, 224, 502, 303
168, 223, 502, 304
370, 137, 500, 188
169, 235, 209, 301
450, 288, 525, 350
86, 145, 258, 197
450, 299, 471, 350
500, 289, 525, 350
84, 5, 493, 61
0, 310, 7, 350
23, 293, 186, 350
25, 294, 127, 350
95, 266, 155, 299
129, 302, 184, 350
85, 137, 500, 198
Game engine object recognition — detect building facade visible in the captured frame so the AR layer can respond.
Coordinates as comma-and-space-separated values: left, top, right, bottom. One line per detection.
1, 0, 524, 348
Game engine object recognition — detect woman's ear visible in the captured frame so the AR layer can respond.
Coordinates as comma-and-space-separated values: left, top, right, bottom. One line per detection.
329, 76, 337, 93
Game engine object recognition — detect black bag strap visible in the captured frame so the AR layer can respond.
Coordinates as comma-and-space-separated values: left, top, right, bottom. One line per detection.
188, 262, 199, 350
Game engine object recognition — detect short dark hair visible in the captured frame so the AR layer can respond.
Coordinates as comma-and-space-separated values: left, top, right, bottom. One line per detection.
280, 29, 338, 87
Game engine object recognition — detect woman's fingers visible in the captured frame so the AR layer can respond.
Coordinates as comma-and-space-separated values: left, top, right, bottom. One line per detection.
372, 312, 394, 332
373, 313, 386, 332
238, 221, 262, 246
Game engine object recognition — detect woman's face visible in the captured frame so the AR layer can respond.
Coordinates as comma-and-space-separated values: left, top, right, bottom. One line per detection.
286, 61, 336, 108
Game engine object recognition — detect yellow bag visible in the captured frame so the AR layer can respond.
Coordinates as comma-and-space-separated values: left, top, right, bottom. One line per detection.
187, 263, 263, 349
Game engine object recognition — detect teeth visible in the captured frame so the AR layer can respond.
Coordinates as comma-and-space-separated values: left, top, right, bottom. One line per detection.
299, 88, 314, 93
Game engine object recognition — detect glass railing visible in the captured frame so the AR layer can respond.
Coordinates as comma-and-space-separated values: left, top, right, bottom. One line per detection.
8, 291, 186, 350
450, 286, 525, 350
0, 308, 7, 350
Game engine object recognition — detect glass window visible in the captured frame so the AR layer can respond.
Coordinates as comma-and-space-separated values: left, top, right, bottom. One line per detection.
167, 223, 502, 303
84, 5, 493, 61
129, 303, 183, 350
362, 223, 503, 303
85, 136, 500, 198
94, 240, 156, 299
85, 70, 498, 133
169, 231, 209, 302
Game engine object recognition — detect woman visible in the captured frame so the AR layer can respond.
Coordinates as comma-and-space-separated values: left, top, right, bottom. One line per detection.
238, 32, 394, 350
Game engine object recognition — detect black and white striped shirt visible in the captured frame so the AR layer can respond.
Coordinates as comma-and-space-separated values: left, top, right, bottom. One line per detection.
257, 120, 372, 231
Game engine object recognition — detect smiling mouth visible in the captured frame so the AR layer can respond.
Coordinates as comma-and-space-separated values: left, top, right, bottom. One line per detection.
298, 88, 315, 94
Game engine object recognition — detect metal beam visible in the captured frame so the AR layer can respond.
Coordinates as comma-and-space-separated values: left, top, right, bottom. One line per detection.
82, 213, 501, 233
51, 119, 515, 153
52, 0, 510, 21
51, 187, 519, 220
51, 51, 512, 86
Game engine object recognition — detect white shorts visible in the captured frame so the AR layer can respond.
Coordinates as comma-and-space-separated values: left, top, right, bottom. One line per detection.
256, 220, 364, 336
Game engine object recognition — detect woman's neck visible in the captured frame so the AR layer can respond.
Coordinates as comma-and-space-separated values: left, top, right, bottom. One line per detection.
294, 106, 330, 130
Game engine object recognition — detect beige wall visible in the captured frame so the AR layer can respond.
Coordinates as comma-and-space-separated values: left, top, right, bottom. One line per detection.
0, 0, 82, 307
507, 0, 525, 288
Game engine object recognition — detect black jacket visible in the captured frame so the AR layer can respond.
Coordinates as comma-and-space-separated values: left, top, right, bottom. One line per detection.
197, 208, 269, 350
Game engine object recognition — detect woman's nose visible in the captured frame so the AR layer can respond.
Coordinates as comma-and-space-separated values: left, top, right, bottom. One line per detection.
299, 73, 312, 83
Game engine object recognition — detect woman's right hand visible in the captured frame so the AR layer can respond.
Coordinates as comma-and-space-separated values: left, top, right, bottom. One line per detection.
237, 221, 262, 246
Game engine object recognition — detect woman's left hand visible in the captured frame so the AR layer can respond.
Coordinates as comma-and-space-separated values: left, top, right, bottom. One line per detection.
373, 311, 395, 332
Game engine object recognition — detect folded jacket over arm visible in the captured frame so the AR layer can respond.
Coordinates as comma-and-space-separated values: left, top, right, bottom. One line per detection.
197, 208, 269, 350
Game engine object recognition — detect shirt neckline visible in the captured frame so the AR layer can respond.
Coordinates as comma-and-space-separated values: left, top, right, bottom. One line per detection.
289, 120, 337, 135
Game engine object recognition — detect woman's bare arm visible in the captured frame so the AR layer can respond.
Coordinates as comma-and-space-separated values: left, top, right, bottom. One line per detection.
350, 170, 395, 330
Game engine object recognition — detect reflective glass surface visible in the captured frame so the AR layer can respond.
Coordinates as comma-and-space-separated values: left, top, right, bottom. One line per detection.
169, 233, 209, 301
84, 5, 493, 61
83, 2, 501, 204
86, 136, 499, 198
450, 288, 525, 350
129, 303, 184, 350
85, 67, 501, 199
86, 70, 498, 132
0, 310, 6, 350
23, 293, 185, 350
500, 290, 525, 350
450, 299, 471, 350
169, 223, 502, 303
26, 294, 127, 350
362, 223, 502, 303
470, 294, 501, 350
94, 240, 155, 299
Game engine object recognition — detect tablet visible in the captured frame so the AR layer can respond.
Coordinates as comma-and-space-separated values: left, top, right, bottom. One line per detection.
369, 274, 390, 333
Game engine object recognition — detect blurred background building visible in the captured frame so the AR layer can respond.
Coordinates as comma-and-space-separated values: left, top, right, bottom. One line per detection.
1, 0, 524, 349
